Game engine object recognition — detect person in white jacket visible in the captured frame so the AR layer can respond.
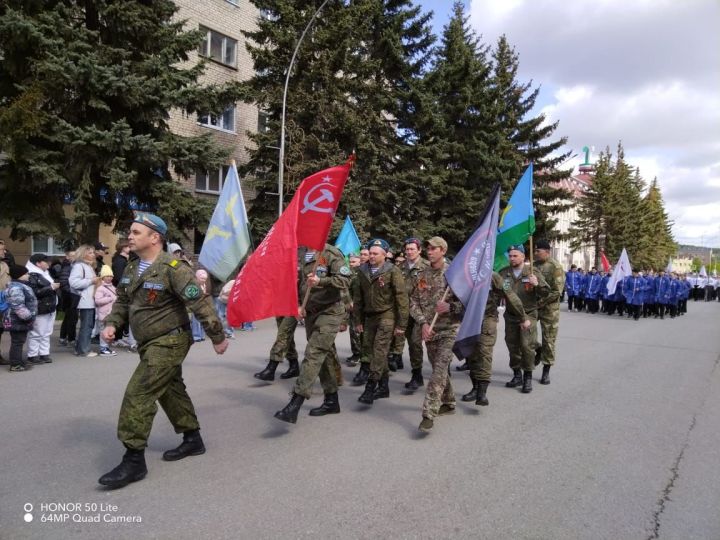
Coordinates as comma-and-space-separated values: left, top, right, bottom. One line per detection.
69, 245, 101, 357
25, 254, 60, 363
94, 265, 118, 356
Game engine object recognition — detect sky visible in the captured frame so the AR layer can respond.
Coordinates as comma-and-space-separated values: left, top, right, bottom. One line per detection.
418, 0, 720, 248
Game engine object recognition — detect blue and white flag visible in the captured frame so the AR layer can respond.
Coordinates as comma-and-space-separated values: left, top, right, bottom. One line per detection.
334, 215, 362, 258
445, 185, 501, 360
198, 163, 251, 281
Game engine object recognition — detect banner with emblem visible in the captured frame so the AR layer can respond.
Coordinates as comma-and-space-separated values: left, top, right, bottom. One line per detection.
445, 184, 501, 359
296, 155, 354, 251
198, 163, 251, 281
606, 248, 631, 295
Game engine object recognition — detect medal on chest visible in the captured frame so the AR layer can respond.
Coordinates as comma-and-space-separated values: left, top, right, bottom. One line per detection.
378, 276, 385, 288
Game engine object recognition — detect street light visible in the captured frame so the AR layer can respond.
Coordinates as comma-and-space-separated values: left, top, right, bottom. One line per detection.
277, 0, 332, 217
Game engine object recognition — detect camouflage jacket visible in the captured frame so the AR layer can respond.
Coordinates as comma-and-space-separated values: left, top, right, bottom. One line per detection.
497, 264, 551, 322
400, 257, 429, 295
409, 262, 463, 339
354, 261, 408, 329
299, 245, 351, 314
486, 272, 527, 321
105, 251, 225, 346
535, 257, 565, 307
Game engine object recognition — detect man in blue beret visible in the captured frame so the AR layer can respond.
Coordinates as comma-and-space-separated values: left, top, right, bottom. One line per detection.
98, 212, 229, 489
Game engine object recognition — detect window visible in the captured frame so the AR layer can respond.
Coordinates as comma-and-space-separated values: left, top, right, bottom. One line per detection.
198, 104, 236, 132
196, 165, 231, 194
198, 26, 237, 67
257, 110, 271, 133
31, 236, 67, 256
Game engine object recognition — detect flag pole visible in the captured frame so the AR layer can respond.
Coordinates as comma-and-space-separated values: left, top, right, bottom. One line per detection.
428, 287, 450, 332
529, 236, 534, 273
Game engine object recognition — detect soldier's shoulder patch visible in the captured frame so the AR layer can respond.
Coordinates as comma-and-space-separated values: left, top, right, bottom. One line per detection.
183, 283, 201, 299
554, 268, 564, 277
170, 259, 179, 268
339, 265, 352, 276
503, 281, 511, 291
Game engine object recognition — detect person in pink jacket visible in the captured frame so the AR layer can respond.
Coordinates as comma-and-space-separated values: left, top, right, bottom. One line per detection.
94, 265, 118, 356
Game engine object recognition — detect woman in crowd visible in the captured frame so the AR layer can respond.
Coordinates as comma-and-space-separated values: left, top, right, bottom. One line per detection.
69, 244, 100, 357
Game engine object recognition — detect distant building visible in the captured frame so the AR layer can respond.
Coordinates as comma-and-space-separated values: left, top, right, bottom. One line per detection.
549, 163, 597, 270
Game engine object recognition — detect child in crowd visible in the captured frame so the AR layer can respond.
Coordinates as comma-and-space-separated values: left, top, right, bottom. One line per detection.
4, 265, 38, 372
191, 269, 209, 342
94, 265, 118, 356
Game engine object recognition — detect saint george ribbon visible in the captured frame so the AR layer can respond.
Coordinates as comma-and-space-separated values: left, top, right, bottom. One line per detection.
227, 155, 354, 325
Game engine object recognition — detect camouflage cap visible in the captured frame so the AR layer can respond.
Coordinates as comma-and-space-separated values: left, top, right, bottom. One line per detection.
425, 236, 448, 250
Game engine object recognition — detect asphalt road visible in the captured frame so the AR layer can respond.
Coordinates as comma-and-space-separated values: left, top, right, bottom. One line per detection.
1, 301, 719, 540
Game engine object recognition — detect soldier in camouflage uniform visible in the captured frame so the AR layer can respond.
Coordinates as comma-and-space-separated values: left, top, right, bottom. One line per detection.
254, 316, 299, 381
388, 237, 429, 390
411, 237, 464, 433
274, 244, 351, 424
461, 272, 528, 406
353, 238, 408, 405
346, 254, 363, 365
98, 212, 228, 489
533, 239, 565, 385
498, 244, 550, 394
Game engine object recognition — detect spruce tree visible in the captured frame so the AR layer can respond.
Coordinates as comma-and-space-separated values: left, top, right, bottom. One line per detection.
636, 178, 676, 269
0, 0, 245, 241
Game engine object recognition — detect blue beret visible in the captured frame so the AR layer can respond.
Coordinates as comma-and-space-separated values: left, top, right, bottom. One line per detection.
507, 244, 525, 254
133, 211, 168, 236
368, 238, 390, 252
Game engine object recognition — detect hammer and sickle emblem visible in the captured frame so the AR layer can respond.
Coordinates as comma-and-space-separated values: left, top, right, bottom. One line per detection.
301, 183, 335, 214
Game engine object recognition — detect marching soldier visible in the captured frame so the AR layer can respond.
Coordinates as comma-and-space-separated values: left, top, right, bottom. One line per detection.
533, 239, 565, 385
411, 237, 464, 432
274, 244, 351, 424
254, 316, 299, 381
353, 238, 408, 405
346, 254, 363, 365
98, 212, 228, 489
498, 245, 550, 394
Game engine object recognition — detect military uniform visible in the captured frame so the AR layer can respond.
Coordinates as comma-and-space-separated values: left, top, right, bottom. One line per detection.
498, 264, 550, 387
464, 272, 526, 403
409, 261, 463, 420
105, 251, 225, 451
293, 245, 350, 399
389, 256, 428, 370
535, 256, 565, 368
353, 261, 408, 383
269, 316, 299, 363
347, 268, 363, 362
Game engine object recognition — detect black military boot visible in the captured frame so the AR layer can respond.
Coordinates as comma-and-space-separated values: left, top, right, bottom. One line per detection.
274, 393, 305, 424
387, 354, 398, 372
358, 379, 378, 405
475, 382, 489, 406
309, 392, 340, 416
352, 363, 370, 386
540, 364, 551, 385
279, 359, 300, 379
404, 368, 424, 391
163, 429, 206, 461
505, 369, 522, 388
534, 346, 542, 366
455, 360, 469, 371
98, 448, 147, 489
373, 374, 390, 399
521, 370, 533, 393
461, 379, 480, 402
254, 360, 279, 381
395, 354, 404, 370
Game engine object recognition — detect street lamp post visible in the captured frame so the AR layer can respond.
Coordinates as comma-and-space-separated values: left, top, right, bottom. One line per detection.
277, 0, 332, 217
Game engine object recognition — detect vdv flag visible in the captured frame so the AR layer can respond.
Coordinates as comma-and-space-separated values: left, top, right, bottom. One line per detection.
494, 164, 535, 270
606, 248, 632, 295
198, 163, 251, 281
335, 215, 362, 258
446, 185, 501, 360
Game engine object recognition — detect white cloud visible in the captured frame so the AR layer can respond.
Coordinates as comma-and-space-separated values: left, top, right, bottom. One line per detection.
468, 0, 720, 246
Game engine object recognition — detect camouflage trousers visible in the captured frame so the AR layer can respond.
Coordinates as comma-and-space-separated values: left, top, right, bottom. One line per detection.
363, 314, 395, 380
390, 317, 424, 369
349, 323, 363, 357
421, 335, 456, 420
293, 303, 344, 399
537, 304, 560, 366
505, 314, 538, 372
466, 316, 498, 382
269, 316, 298, 362
118, 332, 197, 451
